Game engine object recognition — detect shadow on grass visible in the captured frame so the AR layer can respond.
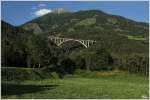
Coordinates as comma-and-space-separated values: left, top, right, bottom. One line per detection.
2, 83, 59, 96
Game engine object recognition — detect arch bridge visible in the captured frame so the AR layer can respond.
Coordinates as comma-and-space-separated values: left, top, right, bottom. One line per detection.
48, 36, 96, 48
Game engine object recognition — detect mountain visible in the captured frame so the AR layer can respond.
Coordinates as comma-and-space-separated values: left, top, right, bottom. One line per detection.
22, 10, 148, 37
21, 10, 149, 57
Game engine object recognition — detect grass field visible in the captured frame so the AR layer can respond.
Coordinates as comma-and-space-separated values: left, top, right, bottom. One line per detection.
127, 35, 147, 41
2, 70, 149, 99
117, 33, 147, 41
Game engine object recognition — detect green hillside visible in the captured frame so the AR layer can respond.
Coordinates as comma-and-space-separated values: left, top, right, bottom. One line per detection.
21, 10, 149, 57
1, 10, 149, 75
22, 10, 148, 37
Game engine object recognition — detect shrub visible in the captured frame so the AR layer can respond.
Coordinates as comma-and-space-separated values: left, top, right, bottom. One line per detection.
82, 48, 114, 71
59, 58, 76, 74
70, 53, 86, 70
51, 72, 60, 79
115, 55, 149, 76
126, 55, 149, 75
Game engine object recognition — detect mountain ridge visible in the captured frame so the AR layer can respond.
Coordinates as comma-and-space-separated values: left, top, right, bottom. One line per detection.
21, 10, 148, 26
21, 10, 148, 38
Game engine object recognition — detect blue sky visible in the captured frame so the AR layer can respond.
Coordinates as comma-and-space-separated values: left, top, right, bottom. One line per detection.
2, 1, 149, 26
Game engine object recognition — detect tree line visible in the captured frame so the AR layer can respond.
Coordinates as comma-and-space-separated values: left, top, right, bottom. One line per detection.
2, 33, 149, 76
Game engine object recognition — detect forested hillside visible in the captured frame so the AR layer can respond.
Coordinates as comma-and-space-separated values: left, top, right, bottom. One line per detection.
22, 10, 149, 56
1, 21, 31, 67
2, 10, 149, 75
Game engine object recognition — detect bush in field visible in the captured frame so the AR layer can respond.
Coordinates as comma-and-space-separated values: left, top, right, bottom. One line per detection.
126, 55, 149, 75
51, 72, 60, 79
74, 55, 86, 69
1, 67, 52, 81
79, 48, 114, 71
70, 52, 86, 70
114, 55, 149, 76
93, 48, 114, 70
59, 58, 76, 74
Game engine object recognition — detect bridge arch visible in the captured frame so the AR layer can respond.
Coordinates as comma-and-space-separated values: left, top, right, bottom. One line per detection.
57, 39, 87, 48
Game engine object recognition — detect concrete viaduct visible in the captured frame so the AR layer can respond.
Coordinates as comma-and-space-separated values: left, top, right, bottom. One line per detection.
48, 36, 96, 48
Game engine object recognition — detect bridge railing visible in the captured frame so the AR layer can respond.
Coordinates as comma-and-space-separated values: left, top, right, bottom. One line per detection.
48, 36, 96, 42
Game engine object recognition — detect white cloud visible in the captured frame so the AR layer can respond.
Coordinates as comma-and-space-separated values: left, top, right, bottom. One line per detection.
31, 4, 46, 10
38, 4, 46, 7
34, 8, 52, 17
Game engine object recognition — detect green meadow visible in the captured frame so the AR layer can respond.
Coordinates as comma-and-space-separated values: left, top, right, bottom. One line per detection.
2, 69, 149, 99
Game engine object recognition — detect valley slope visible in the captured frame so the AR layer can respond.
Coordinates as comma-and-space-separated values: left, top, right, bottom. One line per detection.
21, 10, 149, 57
